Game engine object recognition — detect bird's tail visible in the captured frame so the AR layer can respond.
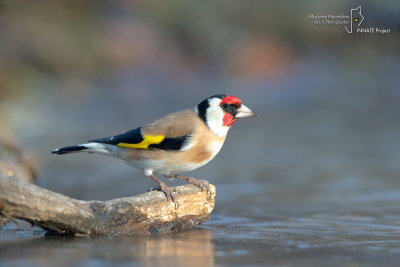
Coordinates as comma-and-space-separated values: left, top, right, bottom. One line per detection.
52, 142, 110, 155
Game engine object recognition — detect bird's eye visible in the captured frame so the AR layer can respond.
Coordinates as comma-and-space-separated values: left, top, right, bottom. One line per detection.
222, 103, 229, 109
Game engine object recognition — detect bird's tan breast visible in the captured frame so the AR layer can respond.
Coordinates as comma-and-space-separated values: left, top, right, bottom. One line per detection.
165, 116, 226, 165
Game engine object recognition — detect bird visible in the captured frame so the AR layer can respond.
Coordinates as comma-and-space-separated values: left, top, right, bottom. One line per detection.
52, 94, 256, 207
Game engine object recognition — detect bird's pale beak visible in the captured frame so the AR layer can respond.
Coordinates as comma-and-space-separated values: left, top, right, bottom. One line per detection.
236, 104, 256, 118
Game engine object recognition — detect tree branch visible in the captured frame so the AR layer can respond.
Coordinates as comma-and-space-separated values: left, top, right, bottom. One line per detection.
0, 175, 215, 236
0, 129, 38, 227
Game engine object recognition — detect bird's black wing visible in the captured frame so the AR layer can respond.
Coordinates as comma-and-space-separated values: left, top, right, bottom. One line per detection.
89, 127, 190, 150
89, 127, 144, 145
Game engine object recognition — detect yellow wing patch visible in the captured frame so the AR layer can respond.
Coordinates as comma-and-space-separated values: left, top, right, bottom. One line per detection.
117, 135, 165, 149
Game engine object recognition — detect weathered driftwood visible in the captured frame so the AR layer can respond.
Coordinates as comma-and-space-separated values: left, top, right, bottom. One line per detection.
0, 128, 38, 226
0, 128, 38, 184
0, 175, 215, 235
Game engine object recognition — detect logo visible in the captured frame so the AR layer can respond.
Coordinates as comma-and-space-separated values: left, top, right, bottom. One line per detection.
345, 6, 364, 33
308, 6, 391, 34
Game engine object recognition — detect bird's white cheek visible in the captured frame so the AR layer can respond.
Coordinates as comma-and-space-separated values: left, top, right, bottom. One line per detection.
205, 97, 230, 137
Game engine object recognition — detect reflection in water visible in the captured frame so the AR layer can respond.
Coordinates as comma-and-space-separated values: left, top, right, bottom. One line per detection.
141, 230, 214, 267
0, 227, 214, 266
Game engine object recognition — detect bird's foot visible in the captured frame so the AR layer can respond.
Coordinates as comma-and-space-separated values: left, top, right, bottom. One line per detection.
175, 175, 212, 200
150, 174, 179, 209
159, 183, 179, 209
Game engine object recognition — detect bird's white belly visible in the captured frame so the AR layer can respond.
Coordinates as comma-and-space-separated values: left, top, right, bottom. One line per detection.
122, 140, 224, 176
126, 158, 206, 176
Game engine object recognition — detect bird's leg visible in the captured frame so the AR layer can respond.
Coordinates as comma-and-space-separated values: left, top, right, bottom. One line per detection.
174, 175, 211, 200
149, 174, 179, 208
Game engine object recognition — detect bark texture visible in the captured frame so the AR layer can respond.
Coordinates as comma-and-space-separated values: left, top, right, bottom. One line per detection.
0, 129, 38, 227
0, 175, 215, 235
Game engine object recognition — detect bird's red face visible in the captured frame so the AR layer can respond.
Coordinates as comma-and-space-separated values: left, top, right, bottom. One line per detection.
220, 95, 256, 126
220, 96, 241, 126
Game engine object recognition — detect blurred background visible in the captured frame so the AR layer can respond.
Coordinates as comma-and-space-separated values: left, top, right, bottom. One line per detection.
1, 0, 400, 266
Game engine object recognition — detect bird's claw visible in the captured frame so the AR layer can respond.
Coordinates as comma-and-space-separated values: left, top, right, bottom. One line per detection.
159, 183, 179, 209
177, 176, 212, 200
150, 174, 179, 209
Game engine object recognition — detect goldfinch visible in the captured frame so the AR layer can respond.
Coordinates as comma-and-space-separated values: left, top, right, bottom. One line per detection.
52, 94, 256, 206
